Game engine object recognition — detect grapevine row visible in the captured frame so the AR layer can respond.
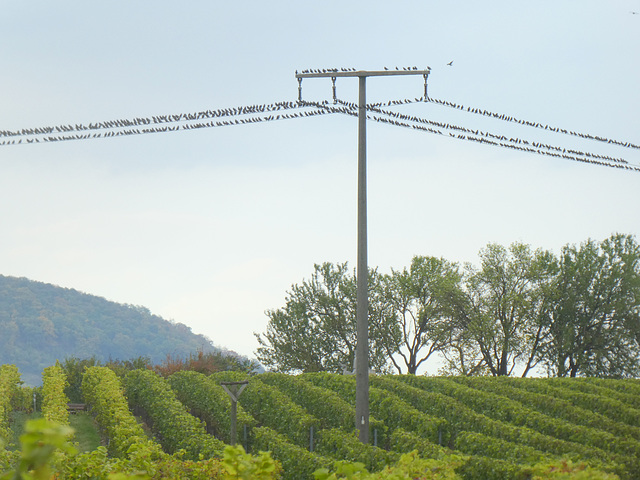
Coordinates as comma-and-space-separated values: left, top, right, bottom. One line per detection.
81, 366, 163, 458
41, 364, 71, 427
123, 369, 225, 460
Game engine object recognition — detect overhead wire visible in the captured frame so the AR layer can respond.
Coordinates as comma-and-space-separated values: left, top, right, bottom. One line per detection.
305, 98, 639, 172
423, 96, 640, 151
0, 101, 334, 146
0, 100, 328, 141
1, 91, 638, 173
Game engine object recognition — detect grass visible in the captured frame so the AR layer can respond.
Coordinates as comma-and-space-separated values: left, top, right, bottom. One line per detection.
69, 412, 103, 452
7, 411, 41, 449
8, 411, 102, 453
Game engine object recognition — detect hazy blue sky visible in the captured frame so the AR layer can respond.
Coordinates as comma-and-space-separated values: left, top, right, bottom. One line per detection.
1, 1, 638, 367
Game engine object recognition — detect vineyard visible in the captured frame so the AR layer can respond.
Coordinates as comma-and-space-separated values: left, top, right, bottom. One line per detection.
2, 364, 640, 479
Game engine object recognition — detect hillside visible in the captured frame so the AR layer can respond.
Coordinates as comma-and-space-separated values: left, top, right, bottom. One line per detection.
0, 274, 220, 385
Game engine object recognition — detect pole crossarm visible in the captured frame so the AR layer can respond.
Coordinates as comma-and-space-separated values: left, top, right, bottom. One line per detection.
295, 68, 431, 79
220, 380, 249, 403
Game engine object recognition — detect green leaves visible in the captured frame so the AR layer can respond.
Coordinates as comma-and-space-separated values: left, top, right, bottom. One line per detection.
546, 234, 640, 378
255, 262, 400, 374
221, 445, 278, 480
1, 418, 76, 480
123, 369, 225, 460
41, 364, 71, 427
380, 256, 462, 374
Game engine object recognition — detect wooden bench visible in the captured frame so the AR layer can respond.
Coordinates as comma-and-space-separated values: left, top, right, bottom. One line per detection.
67, 403, 87, 414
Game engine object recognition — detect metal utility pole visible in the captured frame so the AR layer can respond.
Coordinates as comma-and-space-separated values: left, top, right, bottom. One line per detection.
295, 67, 430, 443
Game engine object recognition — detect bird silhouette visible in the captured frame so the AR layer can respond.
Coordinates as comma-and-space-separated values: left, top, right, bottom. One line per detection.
447, 61, 453, 66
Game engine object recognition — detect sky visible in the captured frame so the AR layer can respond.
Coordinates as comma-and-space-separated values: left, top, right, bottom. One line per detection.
1, 1, 639, 369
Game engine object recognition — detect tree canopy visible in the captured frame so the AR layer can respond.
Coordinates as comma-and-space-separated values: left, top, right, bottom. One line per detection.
255, 234, 640, 377
254, 262, 400, 374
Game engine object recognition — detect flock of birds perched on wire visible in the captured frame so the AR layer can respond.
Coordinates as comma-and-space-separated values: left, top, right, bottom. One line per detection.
0, 66, 638, 173
296, 66, 428, 75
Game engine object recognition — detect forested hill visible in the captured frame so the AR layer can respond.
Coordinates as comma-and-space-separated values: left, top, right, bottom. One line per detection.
0, 274, 219, 385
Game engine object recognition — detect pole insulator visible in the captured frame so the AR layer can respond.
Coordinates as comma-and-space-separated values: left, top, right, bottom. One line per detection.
423, 73, 429, 100
332, 77, 337, 104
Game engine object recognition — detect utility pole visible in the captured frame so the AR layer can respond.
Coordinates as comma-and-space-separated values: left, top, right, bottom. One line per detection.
295, 67, 430, 443
220, 380, 249, 445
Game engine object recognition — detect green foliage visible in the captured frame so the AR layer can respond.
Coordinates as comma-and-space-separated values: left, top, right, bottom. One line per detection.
453, 431, 548, 465
500, 378, 640, 430
395, 376, 616, 465
315, 428, 397, 472
82, 366, 162, 458
41, 364, 70, 427
388, 429, 451, 460
168, 371, 256, 445
453, 376, 640, 444
380, 256, 463, 375
519, 459, 621, 479
60, 356, 103, 403
0, 365, 22, 445
303, 373, 445, 446
5, 370, 640, 479
542, 234, 640, 378
2, 418, 279, 480
453, 455, 523, 480
259, 372, 360, 431
123, 369, 225, 460
220, 444, 280, 480
446, 242, 557, 377
547, 378, 640, 412
0, 418, 76, 480
442, 376, 640, 460
313, 451, 465, 480
231, 376, 320, 448
255, 262, 400, 374
11, 387, 38, 415
252, 426, 333, 480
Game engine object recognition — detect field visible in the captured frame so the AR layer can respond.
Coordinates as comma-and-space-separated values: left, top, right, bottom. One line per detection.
2, 363, 640, 479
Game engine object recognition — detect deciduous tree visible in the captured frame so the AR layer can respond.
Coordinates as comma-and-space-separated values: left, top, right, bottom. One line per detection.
446, 242, 556, 376
542, 233, 640, 377
254, 262, 400, 373
380, 256, 462, 374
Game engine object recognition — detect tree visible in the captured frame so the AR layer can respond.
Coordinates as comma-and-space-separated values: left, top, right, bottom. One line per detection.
542, 234, 640, 377
380, 256, 462, 374
446, 242, 556, 377
254, 262, 401, 373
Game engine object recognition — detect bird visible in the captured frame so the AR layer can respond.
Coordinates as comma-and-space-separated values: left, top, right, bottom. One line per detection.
447, 61, 453, 66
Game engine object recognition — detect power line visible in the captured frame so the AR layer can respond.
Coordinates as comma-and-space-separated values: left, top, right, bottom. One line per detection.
303, 99, 639, 172
2, 93, 638, 173
342, 96, 640, 153
0, 102, 333, 146
423, 96, 640, 151
0, 100, 325, 141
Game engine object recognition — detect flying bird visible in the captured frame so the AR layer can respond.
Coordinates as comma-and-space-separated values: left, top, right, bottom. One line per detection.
447, 61, 453, 66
